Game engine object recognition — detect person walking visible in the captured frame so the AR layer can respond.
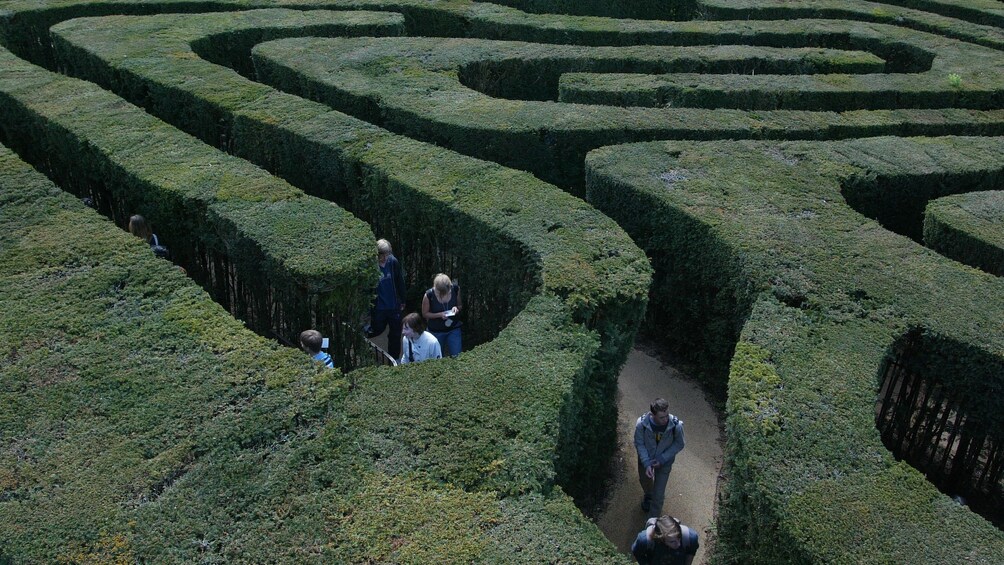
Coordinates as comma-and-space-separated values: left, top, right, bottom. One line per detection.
635, 398, 685, 518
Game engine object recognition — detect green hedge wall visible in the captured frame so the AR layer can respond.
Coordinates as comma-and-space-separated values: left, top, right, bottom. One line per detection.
1, 4, 653, 561
478, 0, 698, 20
586, 136, 1004, 562
697, 0, 1004, 50
245, 20, 1004, 194
0, 44, 376, 359
924, 191, 1004, 276
0, 142, 629, 562
4, 0, 1004, 561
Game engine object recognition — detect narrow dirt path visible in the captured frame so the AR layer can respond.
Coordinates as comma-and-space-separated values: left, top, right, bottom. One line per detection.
596, 348, 724, 563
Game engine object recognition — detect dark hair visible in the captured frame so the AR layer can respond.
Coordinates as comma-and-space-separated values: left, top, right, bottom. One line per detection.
650, 398, 669, 414
402, 312, 426, 333
299, 329, 323, 354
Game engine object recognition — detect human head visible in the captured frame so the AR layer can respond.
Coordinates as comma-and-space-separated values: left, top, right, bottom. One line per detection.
377, 239, 392, 258
652, 515, 682, 549
299, 329, 323, 354
402, 312, 426, 339
128, 214, 152, 242
650, 398, 670, 425
433, 273, 452, 294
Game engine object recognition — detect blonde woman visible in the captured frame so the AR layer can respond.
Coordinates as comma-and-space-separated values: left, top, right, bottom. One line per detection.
421, 273, 462, 357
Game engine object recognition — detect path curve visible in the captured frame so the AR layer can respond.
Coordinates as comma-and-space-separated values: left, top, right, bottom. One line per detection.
596, 347, 724, 563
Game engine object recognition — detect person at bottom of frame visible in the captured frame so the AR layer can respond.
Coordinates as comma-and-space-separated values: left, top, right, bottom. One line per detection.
635, 397, 685, 517
399, 313, 442, 364
631, 515, 699, 565
422, 273, 462, 357
299, 329, 334, 369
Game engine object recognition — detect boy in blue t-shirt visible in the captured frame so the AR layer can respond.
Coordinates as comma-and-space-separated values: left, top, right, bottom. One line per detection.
367, 239, 406, 360
299, 329, 334, 369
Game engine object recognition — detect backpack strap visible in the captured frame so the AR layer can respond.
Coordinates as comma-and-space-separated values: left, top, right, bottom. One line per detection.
408, 339, 415, 363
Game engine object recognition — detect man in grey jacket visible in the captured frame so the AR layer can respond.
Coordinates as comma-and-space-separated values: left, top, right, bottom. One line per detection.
635, 398, 685, 518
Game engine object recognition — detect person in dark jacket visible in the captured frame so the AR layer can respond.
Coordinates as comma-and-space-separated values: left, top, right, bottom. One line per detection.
631, 515, 699, 565
367, 239, 406, 360
635, 398, 685, 517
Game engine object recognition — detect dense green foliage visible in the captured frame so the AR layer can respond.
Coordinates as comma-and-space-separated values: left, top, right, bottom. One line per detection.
245, 20, 1004, 196
924, 191, 1004, 276
586, 136, 1004, 562
0, 142, 631, 561
1, 0, 1003, 562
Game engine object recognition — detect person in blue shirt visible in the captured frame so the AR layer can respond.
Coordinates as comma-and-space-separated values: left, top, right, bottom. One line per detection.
299, 329, 334, 369
367, 239, 406, 360
635, 398, 685, 517
631, 515, 699, 565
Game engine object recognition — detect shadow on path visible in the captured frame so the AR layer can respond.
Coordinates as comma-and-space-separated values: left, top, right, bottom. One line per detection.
596, 347, 725, 563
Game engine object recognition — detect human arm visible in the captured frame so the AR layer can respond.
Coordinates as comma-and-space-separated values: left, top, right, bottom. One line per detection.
421, 292, 435, 320
630, 528, 653, 564
392, 256, 406, 309
454, 283, 462, 313
633, 416, 652, 469
657, 420, 686, 466
399, 336, 409, 364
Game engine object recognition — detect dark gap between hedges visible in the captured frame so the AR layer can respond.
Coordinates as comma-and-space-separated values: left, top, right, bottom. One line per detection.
840, 167, 1004, 244
189, 25, 535, 350
0, 92, 372, 371
876, 328, 1004, 529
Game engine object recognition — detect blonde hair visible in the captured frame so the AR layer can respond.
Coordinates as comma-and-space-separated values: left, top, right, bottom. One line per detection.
377, 239, 392, 255
433, 273, 452, 294
653, 516, 682, 548
128, 214, 152, 243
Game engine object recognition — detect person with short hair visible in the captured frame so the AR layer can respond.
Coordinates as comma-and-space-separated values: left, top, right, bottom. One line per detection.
399, 313, 442, 364
421, 273, 462, 357
367, 239, 406, 360
299, 329, 334, 368
635, 398, 685, 517
631, 514, 699, 565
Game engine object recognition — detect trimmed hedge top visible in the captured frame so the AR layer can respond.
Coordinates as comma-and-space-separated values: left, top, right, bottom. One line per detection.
0, 141, 630, 562
586, 135, 1004, 562
2, 4, 650, 562
246, 25, 1004, 192
924, 190, 1004, 276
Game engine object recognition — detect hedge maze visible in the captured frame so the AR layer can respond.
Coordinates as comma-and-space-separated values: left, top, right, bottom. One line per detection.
1, 0, 1002, 562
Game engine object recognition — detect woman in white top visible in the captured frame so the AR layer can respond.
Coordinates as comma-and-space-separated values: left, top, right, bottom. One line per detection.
399, 312, 443, 364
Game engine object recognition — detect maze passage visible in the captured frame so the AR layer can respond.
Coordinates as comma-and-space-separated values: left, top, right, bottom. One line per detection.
2, 0, 1004, 562
245, 21, 1004, 194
